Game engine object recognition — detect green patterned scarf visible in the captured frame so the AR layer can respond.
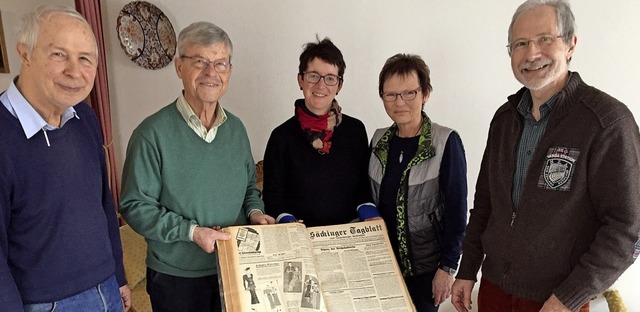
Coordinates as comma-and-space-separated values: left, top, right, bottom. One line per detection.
372, 112, 436, 276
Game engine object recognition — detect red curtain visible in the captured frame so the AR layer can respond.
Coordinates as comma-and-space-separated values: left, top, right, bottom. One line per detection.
75, 0, 120, 211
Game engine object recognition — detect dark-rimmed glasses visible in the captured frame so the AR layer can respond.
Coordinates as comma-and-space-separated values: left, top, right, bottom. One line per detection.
181, 55, 231, 73
301, 72, 342, 86
381, 87, 421, 102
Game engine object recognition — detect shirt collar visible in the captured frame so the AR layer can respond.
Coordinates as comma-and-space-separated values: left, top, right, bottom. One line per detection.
1, 77, 78, 139
175, 92, 227, 128
516, 89, 558, 120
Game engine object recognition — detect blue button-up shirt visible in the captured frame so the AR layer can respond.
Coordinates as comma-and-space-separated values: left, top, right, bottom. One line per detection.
1, 78, 78, 144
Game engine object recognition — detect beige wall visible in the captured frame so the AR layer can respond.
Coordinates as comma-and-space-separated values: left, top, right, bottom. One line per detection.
0, 0, 75, 88
101, 0, 640, 198
1, 1, 639, 310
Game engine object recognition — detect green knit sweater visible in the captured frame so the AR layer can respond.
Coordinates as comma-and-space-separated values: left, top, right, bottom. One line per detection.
120, 102, 263, 277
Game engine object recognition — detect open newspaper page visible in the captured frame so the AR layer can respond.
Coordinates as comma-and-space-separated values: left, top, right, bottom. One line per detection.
309, 219, 415, 312
218, 222, 327, 312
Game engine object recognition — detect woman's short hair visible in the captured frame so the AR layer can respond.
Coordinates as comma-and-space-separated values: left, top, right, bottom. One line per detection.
378, 53, 432, 97
298, 36, 346, 78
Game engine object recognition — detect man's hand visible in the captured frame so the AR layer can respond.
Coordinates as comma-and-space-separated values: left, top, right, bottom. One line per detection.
193, 226, 231, 253
539, 294, 571, 312
120, 285, 132, 312
451, 279, 474, 312
250, 211, 276, 225
432, 269, 454, 306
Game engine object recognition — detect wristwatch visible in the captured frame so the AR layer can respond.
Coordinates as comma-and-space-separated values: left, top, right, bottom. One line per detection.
439, 265, 457, 276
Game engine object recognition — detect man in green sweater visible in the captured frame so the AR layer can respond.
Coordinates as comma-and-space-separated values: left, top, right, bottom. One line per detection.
120, 21, 275, 312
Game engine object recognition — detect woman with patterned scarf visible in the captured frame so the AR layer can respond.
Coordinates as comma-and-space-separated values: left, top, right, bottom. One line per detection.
363, 53, 468, 312
263, 37, 371, 227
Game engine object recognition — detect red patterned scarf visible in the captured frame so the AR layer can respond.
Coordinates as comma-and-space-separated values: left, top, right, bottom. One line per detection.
294, 99, 342, 154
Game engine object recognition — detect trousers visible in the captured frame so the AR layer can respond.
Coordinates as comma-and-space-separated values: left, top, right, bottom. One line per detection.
146, 267, 221, 312
23, 275, 123, 312
478, 278, 590, 312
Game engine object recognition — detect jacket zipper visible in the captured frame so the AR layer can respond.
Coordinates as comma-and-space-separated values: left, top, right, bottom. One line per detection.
502, 107, 523, 288
503, 210, 517, 286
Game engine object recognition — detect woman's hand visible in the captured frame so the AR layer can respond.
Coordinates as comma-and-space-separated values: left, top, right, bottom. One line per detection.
432, 269, 454, 306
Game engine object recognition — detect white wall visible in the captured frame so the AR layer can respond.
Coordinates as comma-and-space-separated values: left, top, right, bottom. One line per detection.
1, 1, 639, 311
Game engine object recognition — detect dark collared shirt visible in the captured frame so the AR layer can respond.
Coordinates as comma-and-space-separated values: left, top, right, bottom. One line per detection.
511, 90, 558, 207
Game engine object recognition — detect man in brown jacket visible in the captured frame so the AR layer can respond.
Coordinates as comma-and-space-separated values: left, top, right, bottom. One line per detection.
451, 1, 640, 311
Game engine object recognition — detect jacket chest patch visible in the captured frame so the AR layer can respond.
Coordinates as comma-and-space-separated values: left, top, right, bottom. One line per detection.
538, 147, 580, 191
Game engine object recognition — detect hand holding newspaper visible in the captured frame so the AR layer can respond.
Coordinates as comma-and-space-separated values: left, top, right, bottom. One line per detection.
216, 219, 416, 312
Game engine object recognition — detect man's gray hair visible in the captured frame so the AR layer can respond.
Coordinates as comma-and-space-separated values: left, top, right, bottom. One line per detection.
177, 22, 233, 61
508, 0, 576, 45
18, 5, 92, 53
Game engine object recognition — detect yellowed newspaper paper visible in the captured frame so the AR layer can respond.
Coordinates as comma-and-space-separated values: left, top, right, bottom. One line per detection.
308, 221, 414, 312
218, 222, 322, 312
217, 220, 415, 312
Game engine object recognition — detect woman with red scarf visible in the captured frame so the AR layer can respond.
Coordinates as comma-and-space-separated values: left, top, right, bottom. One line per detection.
263, 37, 371, 227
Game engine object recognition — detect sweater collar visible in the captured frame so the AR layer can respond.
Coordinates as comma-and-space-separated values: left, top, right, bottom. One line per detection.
508, 71, 583, 119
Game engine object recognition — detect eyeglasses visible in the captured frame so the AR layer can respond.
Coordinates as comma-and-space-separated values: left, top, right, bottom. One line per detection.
301, 72, 342, 86
506, 35, 562, 54
381, 88, 421, 102
181, 56, 231, 72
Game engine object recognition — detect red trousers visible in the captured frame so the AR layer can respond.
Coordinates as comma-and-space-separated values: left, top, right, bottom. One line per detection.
478, 278, 590, 312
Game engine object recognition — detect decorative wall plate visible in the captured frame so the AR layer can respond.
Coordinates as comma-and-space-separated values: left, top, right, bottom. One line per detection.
116, 1, 176, 70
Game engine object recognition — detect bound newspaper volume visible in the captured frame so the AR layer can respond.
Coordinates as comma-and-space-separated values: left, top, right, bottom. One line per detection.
216, 219, 416, 312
